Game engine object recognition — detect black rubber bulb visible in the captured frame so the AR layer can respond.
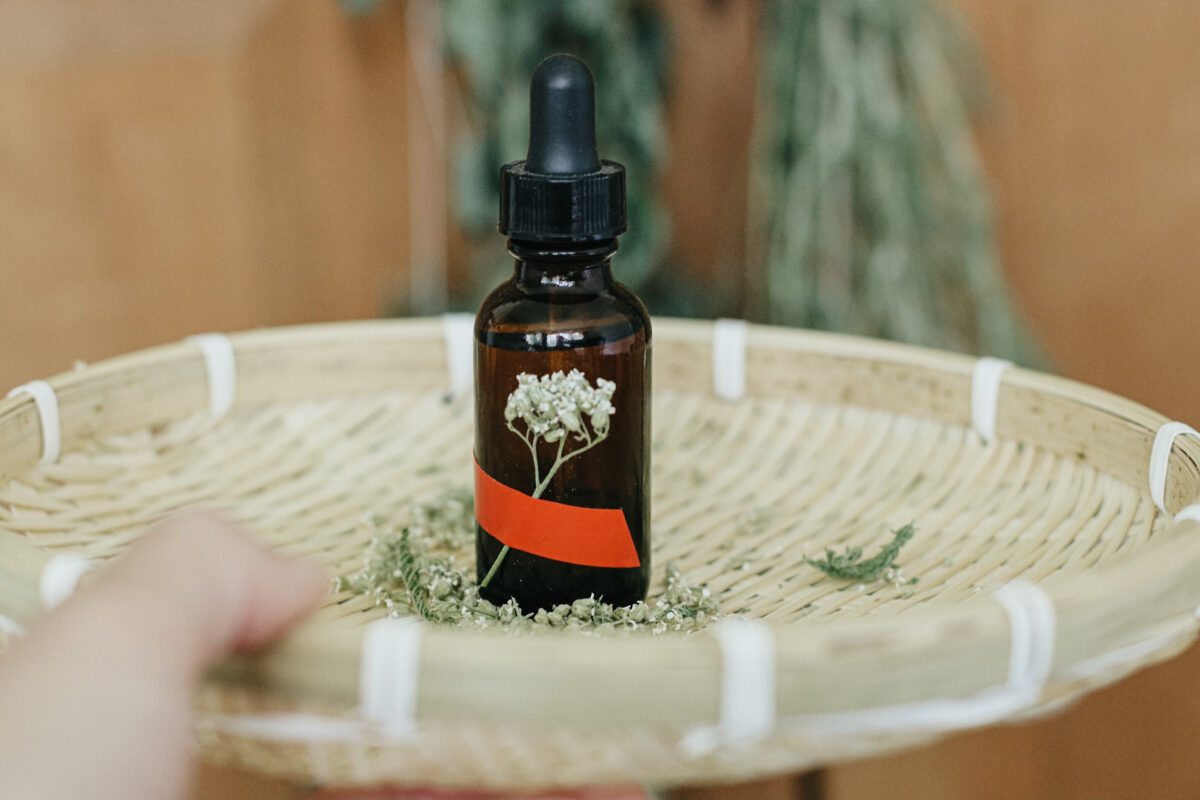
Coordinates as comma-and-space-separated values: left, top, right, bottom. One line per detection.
498, 53, 624, 240
525, 54, 602, 175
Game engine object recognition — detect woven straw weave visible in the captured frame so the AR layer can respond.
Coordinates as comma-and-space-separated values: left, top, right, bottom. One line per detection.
2, 318, 1200, 790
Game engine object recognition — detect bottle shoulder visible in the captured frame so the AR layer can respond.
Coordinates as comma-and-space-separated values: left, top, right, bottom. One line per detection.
475, 278, 651, 347
610, 279, 652, 339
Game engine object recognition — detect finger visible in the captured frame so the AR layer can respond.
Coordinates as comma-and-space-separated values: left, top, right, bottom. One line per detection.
91, 512, 330, 671
0, 514, 328, 800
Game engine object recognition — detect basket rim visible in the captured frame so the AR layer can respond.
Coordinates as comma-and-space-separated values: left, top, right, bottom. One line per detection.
3, 317, 1200, 736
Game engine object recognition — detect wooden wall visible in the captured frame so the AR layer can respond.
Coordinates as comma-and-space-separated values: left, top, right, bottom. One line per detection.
0, 0, 414, 390
0, 3, 420, 797
2, 1, 1200, 798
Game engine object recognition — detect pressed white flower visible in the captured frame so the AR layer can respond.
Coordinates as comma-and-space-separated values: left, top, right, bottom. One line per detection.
502, 369, 618, 491
503, 369, 617, 456
481, 369, 621, 589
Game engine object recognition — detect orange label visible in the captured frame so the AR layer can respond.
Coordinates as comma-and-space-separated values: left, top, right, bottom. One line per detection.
474, 459, 640, 568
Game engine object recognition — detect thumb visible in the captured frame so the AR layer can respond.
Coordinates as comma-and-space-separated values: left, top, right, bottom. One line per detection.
95, 512, 329, 671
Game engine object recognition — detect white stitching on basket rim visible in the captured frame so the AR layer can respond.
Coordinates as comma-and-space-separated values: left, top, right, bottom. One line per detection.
185, 333, 237, 420
441, 312, 474, 400
195, 712, 375, 743
0, 614, 24, 639
1064, 614, 1198, 681
712, 319, 748, 403
970, 357, 1012, 444
1149, 422, 1200, 515
186, 588, 1092, 748
0, 555, 96, 640
781, 582, 1055, 738
6, 380, 62, 464
39, 553, 94, 611
1175, 503, 1200, 525
360, 617, 423, 737
679, 617, 776, 756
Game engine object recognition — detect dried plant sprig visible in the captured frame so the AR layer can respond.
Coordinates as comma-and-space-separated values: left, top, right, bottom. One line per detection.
339, 490, 721, 635
409, 486, 474, 549
397, 528, 431, 621
481, 370, 617, 588
529, 565, 720, 634
806, 524, 917, 582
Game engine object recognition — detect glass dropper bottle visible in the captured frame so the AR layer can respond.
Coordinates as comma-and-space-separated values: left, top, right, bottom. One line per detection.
473, 53, 652, 611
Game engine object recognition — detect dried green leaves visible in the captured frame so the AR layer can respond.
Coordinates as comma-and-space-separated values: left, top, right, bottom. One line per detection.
805, 524, 917, 583
343, 491, 921, 629
340, 489, 720, 634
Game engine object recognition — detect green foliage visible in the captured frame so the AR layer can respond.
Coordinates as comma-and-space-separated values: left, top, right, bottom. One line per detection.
397, 527, 432, 621
806, 523, 916, 582
442, 0, 670, 300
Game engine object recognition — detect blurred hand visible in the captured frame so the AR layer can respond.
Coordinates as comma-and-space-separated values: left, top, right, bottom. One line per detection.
0, 513, 327, 800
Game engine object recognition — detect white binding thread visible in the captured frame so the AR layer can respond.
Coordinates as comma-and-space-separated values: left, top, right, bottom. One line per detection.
712, 319, 748, 402
165, 589, 1069, 748
679, 618, 776, 756
441, 313, 474, 399
0, 614, 24, 639
196, 712, 374, 743
995, 582, 1056, 694
785, 582, 1055, 737
185, 334, 236, 419
1180, 505, 1200, 618
0, 554, 96, 639
971, 357, 1012, 444
360, 617, 423, 737
7, 381, 62, 464
0, 554, 94, 639
39, 553, 94, 611
1064, 614, 1197, 682
1175, 503, 1200, 525
1149, 422, 1200, 514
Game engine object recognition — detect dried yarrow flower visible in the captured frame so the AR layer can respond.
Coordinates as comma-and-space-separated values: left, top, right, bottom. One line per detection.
481, 370, 618, 588
339, 489, 721, 635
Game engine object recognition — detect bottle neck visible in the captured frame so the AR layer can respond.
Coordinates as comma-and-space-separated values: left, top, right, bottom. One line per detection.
509, 238, 617, 293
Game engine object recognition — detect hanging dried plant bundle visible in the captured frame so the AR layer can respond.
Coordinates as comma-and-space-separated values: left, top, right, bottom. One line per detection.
750, 0, 1040, 363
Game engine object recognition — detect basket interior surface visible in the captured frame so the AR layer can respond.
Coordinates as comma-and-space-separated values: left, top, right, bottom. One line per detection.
0, 385, 1165, 627
2, 318, 1200, 788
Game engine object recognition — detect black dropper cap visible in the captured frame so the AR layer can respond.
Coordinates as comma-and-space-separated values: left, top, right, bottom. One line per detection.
499, 54, 626, 243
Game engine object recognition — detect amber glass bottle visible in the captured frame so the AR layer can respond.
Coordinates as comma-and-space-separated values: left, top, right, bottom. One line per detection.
474, 55, 651, 611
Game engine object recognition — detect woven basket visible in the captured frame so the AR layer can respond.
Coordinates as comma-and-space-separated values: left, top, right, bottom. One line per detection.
3, 317, 1200, 791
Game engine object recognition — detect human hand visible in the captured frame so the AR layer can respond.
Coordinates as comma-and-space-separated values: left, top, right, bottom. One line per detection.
0, 513, 327, 800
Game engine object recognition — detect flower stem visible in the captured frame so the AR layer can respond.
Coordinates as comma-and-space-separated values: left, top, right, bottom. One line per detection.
479, 544, 509, 588
479, 453, 559, 589
483, 389, 612, 589
532, 436, 567, 498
